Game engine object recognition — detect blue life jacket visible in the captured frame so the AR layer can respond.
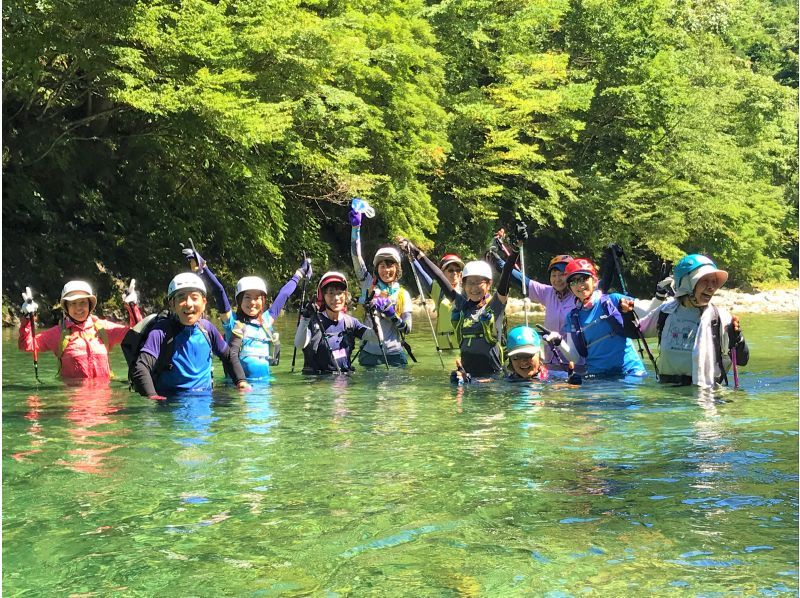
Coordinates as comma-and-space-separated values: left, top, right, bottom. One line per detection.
569, 294, 626, 358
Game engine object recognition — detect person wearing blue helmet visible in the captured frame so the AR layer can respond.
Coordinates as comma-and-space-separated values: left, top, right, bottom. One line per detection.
637, 254, 749, 387
505, 326, 549, 382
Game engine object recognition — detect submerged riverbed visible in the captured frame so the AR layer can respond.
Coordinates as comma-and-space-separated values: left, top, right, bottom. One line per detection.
3, 313, 798, 595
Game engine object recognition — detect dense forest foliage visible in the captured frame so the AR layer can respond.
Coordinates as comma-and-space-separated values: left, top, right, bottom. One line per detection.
3, 0, 797, 313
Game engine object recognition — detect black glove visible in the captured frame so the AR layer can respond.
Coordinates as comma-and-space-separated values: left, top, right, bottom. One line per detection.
181, 246, 206, 273
513, 220, 529, 246
301, 301, 318, 319
397, 237, 421, 260
655, 276, 674, 300
608, 243, 624, 260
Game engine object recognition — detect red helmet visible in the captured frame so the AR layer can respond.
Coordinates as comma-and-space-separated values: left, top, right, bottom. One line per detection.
564, 258, 597, 281
316, 271, 348, 308
440, 254, 464, 270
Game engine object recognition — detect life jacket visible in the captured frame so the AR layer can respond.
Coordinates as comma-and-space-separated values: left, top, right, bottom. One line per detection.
451, 298, 503, 362
656, 303, 728, 385
56, 317, 111, 377
303, 314, 359, 374
569, 294, 626, 358
231, 313, 281, 366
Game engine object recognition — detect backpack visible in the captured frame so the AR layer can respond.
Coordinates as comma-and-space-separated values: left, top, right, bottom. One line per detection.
120, 311, 212, 386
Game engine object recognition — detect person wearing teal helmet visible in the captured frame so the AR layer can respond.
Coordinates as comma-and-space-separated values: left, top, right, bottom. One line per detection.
505, 326, 549, 382
637, 254, 749, 387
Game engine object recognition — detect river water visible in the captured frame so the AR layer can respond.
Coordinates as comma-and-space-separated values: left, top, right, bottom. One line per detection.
3, 313, 798, 596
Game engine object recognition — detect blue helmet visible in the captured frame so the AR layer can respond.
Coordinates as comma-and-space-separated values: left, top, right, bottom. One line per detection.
673, 254, 727, 297
507, 326, 542, 358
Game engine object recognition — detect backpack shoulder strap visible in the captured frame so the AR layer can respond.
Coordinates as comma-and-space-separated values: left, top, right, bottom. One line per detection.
709, 304, 728, 385
656, 310, 669, 345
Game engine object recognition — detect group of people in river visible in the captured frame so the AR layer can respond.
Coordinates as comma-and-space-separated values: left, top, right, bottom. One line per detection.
18, 201, 749, 399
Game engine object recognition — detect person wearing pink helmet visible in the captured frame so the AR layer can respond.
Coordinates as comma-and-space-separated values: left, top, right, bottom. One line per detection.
18, 279, 140, 379
543, 258, 646, 379
293, 271, 381, 374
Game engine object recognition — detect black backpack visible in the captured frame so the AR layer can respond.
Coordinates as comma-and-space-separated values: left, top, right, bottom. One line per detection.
121, 311, 198, 386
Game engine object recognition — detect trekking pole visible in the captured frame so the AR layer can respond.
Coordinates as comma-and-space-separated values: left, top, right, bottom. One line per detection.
609, 246, 660, 380
403, 248, 445, 368
519, 244, 529, 326
365, 293, 390, 370
23, 287, 42, 384
535, 324, 581, 385
311, 308, 342, 375
291, 252, 310, 373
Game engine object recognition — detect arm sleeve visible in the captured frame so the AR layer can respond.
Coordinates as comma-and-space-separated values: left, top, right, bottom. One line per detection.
294, 317, 311, 349
18, 319, 60, 354
636, 301, 667, 338
131, 351, 159, 397
496, 249, 519, 297
412, 259, 433, 293
351, 226, 372, 296
558, 334, 582, 364
201, 266, 232, 315
416, 253, 458, 302
268, 274, 301, 319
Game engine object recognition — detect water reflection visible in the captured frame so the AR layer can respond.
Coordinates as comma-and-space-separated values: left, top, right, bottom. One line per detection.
56, 380, 126, 475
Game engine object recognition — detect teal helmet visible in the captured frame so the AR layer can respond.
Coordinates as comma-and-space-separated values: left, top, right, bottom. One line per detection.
506, 326, 542, 358
673, 254, 727, 297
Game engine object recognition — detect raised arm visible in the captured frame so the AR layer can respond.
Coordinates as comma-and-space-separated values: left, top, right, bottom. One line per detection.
411, 259, 433, 294
397, 238, 458, 302
349, 210, 371, 296
267, 257, 311, 319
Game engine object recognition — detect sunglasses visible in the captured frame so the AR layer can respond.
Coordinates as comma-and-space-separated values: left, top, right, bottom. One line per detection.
568, 274, 591, 287
444, 267, 462, 274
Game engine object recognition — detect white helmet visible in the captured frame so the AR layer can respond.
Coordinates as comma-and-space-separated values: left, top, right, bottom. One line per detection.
462, 260, 493, 281
168, 272, 207, 299
235, 276, 268, 299
373, 247, 402, 267
60, 280, 97, 311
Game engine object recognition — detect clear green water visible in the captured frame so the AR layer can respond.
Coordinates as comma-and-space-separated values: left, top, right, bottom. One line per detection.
3, 313, 798, 596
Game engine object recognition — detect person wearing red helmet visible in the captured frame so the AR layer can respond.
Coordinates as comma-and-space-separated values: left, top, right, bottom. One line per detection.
487, 241, 583, 372
349, 207, 413, 367
410, 253, 464, 349
543, 258, 646, 378
293, 271, 380, 374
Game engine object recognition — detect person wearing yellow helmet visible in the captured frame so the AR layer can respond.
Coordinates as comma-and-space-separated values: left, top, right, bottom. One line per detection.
410, 253, 464, 350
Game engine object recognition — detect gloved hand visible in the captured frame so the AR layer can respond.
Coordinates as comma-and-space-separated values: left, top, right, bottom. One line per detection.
123, 279, 139, 304
513, 220, 528, 246
301, 301, 318, 319
372, 296, 396, 318
608, 243, 625, 260
484, 246, 502, 270
395, 237, 421, 260
655, 276, 674, 300
295, 257, 312, 280
730, 314, 743, 345
20, 287, 38, 316
543, 331, 563, 346
181, 246, 206, 273
349, 208, 363, 228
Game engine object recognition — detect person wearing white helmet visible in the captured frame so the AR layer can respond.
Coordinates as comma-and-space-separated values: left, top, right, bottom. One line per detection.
410, 252, 464, 349
293, 271, 381, 374
349, 206, 413, 367
18, 279, 139, 379
178, 244, 312, 380
130, 273, 250, 399
636, 254, 749, 387
397, 230, 522, 380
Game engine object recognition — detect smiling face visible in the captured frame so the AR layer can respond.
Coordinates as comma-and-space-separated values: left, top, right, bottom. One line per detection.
568, 274, 597, 303
510, 352, 541, 379
463, 276, 490, 302
549, 268, 568, 293
323, 283, 348, 318
240, 291, 265, 318
691, 273, 721, 306
444, 264, 463, 289
377, 260, 399, 284
170, 290, 207, 326
65, 298, 91, 323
